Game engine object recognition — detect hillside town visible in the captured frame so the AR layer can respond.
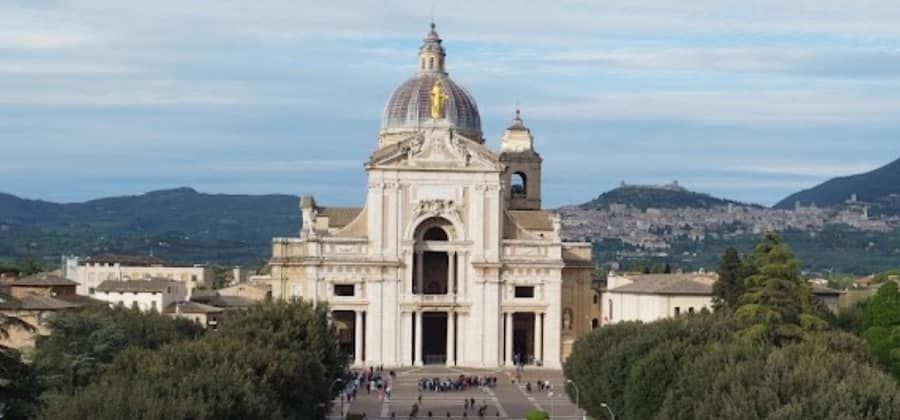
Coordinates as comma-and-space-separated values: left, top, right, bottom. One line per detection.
559, 184, 899, 251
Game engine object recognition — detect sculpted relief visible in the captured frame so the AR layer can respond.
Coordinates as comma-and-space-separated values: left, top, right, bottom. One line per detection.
380, 128, 497, 170
415, 199, 458, 217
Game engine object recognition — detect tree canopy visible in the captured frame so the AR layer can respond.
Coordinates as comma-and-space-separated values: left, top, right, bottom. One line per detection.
735, 233, 827, 344
861, 281, 900, 379
713, 247, 745, 310
38, 302, 346, 420
566, 233, 900, 420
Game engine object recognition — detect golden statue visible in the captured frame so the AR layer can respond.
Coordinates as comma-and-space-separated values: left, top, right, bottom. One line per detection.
430, 79, 448, 119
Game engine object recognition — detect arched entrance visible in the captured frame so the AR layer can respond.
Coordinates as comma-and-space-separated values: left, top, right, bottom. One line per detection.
410, 217, 458, 365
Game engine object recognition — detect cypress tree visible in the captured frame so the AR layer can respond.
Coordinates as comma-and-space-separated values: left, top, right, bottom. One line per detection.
713, 247, 745, 310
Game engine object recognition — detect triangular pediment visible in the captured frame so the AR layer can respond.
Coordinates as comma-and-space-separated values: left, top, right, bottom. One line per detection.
368, 124, 502, 171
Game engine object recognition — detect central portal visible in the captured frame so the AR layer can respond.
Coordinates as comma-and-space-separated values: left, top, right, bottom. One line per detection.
513, 313, 536, 365
422, 312, 448, 365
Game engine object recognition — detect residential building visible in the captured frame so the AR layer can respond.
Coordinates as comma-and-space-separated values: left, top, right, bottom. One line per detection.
10, 273, 78, 299
1, 274, 102, 349
93, 278, 186, 312
602, 273, 716, 325
165, 301, 224, 329
65, 254, 213, 298
217, 281, 271, 301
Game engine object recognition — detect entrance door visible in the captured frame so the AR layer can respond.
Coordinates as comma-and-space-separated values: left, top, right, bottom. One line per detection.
332, 311, 357, 361
512, 313, 535, 365
421, 312, 448, 364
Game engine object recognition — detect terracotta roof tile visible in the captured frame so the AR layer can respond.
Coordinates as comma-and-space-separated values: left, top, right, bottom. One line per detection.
12, 273, 78, 287
611, 274, 713, 295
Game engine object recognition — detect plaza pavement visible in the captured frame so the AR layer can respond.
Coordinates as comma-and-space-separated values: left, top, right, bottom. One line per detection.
328, 366, 588, 420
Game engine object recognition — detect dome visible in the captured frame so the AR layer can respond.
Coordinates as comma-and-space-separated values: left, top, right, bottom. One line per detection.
381, 74, 482, 137
380, 23, 483, 140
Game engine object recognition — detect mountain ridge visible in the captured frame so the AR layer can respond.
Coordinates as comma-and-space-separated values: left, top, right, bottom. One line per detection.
775, 158, 900, 211
578, 182, 759, 211
0, 187, 300, 265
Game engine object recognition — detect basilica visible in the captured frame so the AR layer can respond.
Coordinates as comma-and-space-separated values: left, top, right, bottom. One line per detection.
267, 23, 595, 369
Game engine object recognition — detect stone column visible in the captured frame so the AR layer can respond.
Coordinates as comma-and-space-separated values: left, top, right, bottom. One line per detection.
504, 312, 514, 366
415, 310, 423, 366
534, 312, 543, 364
402, 311, 413, 366
354, 310, 364, 366
446, 311, 456, 366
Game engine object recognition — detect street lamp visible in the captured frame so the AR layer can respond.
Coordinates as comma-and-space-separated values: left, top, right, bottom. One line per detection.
601, 402, 616, 420
331, 378, 344, 417
565, 379, 584, 420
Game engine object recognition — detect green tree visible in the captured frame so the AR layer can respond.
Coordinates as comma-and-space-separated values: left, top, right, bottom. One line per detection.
713, 247, 745, 310
735, 233, 826, 344
860, 281, 900, 379
39, 302, 346, 420
657, 332, 900, 420
34, 306, 204, 393
0, 347, 41, 419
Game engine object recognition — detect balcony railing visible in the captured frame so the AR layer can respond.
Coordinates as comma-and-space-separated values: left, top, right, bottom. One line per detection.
400, 293, 462, 305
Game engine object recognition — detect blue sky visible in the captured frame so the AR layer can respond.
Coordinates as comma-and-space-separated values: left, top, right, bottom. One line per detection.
2, 1, 900, 207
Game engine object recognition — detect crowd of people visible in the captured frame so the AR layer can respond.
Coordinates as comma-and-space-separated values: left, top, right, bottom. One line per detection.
417, 375, 498, 392
341, 365, 397, 404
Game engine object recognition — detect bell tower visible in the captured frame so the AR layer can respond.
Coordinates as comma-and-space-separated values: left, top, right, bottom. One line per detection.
500, 109, 542, 210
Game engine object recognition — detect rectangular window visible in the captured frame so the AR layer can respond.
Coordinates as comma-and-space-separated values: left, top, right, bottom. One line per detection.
334, 284, 355, 297
151, 301, 157, 311
674, 307, 681, 315
688, 307, 695, 314
88, 287, 95, 295
514, 286, 535, 298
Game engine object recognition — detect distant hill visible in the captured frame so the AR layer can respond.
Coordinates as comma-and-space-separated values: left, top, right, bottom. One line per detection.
775, 158, 900, 212
580, 182, 752, 211
0, 188, 300, 266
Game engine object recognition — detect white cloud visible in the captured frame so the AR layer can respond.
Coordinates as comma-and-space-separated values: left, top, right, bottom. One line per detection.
524, 90, 900, 125
0, 60, 132, 76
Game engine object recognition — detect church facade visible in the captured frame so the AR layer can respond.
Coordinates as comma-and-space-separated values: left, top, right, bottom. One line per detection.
267, 24, 595, 369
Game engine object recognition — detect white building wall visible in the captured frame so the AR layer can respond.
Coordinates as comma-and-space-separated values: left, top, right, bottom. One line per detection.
603, 292, 714, 325
76, 263, 211, 297
93, 283, 186, 313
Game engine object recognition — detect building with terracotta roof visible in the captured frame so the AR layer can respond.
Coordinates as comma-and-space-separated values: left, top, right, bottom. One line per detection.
266, 23, 594, 369
0, 287, 103, 350
63, 254, 213, 298
10, 273, 77, 299
165, 301, 224, 329
93, 278, 186, 313
602, 273, 717, 325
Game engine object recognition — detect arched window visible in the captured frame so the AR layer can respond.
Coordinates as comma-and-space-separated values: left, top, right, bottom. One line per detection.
429, 57, 434, 69
591, 318, 599, 329
592, 294, 599, 305
421, 58, 425, 70
423, 226, 448, 241
511, 172, 527, 196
